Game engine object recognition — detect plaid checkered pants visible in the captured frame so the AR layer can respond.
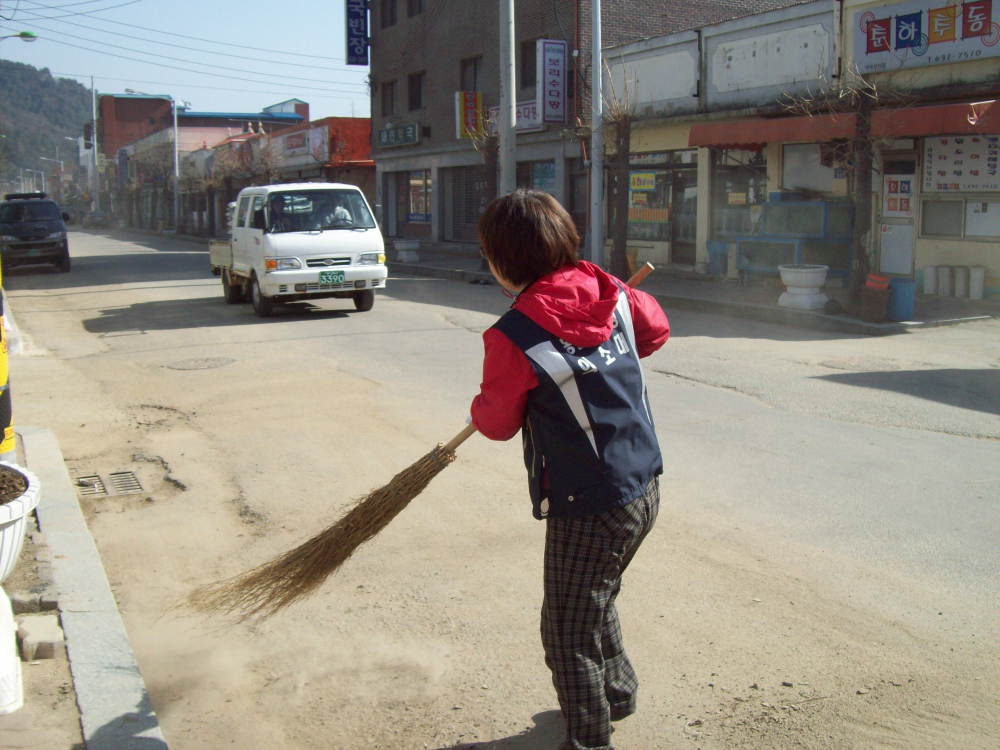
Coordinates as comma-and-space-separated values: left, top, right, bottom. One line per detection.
541, 478, 660, 750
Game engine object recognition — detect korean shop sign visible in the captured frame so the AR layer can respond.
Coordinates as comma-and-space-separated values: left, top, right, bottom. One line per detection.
377, 123, 420, 148
488, 100, 543, 133
345, 0, 369, 66
923, 135, 1000, 192
854, 0, 1000, 74
455, 91, 484, 139
629, 172, 657, 191
536, 39, 567, 124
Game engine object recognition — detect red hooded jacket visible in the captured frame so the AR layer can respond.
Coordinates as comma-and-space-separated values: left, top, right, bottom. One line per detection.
470, 261, 670, 441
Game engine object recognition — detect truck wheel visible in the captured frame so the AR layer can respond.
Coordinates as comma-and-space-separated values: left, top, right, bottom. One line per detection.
222, 269, 244, 304
353, 290, 375, 312
251, 274, 274, 318
55, 250, 71, 273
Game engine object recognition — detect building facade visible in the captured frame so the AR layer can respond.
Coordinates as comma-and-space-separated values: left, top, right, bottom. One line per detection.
606, 0, 1000, 293
368, 0, 806, 246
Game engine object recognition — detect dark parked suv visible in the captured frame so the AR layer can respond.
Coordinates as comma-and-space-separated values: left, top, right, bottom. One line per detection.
0, 192, 71, 274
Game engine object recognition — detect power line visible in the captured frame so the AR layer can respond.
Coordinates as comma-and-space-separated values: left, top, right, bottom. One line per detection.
0, 63, 369, 102
15, 7, 369, 73
19, 0, 356, 62
13, 18, 370, 86
0, 27, 372, 95
15, 0, 146, 19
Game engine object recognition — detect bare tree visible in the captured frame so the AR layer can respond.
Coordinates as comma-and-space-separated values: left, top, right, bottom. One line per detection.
604, 59, 636, 282
249, 134, 283, 186
131, 143, 174, 229
471, 109, 499, 270
784, 66, 914, 312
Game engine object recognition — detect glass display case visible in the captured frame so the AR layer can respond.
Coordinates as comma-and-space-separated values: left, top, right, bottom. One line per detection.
734, 200, 853, 278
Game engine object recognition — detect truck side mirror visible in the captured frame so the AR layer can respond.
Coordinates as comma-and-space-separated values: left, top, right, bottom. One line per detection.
251, 208, 267, 230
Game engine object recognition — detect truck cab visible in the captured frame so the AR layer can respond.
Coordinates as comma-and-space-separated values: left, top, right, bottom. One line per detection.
216, 183, 387, 317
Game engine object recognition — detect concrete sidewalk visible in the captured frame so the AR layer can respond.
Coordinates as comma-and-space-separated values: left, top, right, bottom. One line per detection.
18, 427, 168, 750
387, 247, 1000, 336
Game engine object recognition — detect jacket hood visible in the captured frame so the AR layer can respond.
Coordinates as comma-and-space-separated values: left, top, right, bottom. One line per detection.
513, 261, 623, 347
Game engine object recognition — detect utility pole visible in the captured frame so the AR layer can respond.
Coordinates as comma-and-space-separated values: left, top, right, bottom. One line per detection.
589, 0, 603, 265
91, 76, 99, 212
173, 99, 180, 230
498, 0, 516, 195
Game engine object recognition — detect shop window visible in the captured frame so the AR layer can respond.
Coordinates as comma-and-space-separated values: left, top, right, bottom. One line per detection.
920, 198, 1000, 239
782, 143, 833, 193
712, 148, 767, 238
921, 199, 964, 237
520, 40, 537, 90
380, 0, 396, 28
966, 201, 1000, 238
408, 170, 432, 223
381, 80, 395, 118
516, 161, 556, 194
408, 71, 424, 111
407, 0, 423, 17
461, 56, 482, 93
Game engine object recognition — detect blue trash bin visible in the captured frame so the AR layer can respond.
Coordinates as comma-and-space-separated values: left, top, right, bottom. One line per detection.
707, 241, 728, 276
887, 277, 917, 321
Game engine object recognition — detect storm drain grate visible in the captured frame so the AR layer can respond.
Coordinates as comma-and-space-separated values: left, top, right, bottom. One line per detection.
75, 475, 107, 496
75, 471, 144, 498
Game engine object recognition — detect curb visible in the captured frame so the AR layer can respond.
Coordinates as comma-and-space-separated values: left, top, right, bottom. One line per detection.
386, 263, 992, 336
108, 227, 212, 247
387, 261, 494, 284
646, 291, 993, 336
2, 293, 23, 356
17, 426, 168, 750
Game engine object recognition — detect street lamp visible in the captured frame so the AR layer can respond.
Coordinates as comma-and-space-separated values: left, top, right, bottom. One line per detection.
40, 157, 64, 170
0, 31, 38, 42
125, 89, 191, 230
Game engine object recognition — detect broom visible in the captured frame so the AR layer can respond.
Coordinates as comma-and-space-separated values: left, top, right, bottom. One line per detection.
189, 263, 656, 622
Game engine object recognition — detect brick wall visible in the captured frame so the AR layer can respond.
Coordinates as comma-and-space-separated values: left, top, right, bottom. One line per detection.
98, 96, 172, 158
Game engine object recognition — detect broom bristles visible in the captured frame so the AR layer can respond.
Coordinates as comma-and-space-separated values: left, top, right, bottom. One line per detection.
189, 444, 456, 623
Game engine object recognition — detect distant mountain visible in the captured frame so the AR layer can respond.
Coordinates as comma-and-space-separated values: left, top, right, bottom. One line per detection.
0, 61, 92, 187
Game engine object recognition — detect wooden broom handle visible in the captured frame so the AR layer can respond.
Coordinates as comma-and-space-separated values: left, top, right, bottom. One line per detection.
447, 263, 654, 453
626, 262, 655, 289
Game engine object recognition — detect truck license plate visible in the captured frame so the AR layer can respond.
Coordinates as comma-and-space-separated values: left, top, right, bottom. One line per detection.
27, 248, 40, 257
319, 270, 344, 284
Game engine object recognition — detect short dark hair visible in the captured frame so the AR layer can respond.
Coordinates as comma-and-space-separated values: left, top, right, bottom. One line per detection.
478, 189, 579, 287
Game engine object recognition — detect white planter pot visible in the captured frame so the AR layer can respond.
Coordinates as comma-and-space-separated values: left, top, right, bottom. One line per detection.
393, 240, 420, 263
0, 463, 40, 586
778, 264, 830, 311
0, 586, 22, 714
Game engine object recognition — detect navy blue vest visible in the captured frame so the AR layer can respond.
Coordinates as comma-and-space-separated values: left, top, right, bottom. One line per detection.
493, 285, 663, 520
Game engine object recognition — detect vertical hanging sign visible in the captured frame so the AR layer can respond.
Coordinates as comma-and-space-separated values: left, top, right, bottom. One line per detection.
537, 39, 567, 124
346, 0, 369, 66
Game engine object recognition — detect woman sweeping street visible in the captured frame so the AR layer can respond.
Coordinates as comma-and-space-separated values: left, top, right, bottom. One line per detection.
470, 189, 670, 750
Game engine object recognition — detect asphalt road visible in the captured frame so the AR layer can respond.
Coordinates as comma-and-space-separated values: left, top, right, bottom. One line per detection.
6, 229, 999, 750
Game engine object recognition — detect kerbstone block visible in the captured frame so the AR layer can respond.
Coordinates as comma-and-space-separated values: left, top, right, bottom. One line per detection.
17, 614, 66, 661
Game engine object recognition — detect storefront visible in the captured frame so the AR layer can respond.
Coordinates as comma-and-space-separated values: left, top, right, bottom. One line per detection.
689, 100, 1000, 293
615, 149, 699, 265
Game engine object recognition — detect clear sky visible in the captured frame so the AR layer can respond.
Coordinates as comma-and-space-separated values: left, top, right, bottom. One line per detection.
0, 0, 371, 119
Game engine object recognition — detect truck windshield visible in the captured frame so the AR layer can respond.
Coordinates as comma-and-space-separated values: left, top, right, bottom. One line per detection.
267, 190, 375, 232
0, 202, 61, 222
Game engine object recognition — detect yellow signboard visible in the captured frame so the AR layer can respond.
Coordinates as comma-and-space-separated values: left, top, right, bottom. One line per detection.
629, 172, 656, 191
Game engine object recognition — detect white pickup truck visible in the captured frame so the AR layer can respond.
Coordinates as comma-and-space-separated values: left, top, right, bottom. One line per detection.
209, 183, 387, 317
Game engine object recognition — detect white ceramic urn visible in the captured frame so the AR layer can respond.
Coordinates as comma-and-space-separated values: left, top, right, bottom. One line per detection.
778, 264, 829, 311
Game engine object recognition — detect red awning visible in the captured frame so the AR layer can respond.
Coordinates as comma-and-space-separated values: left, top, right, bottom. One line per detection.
872, 100, 1000, 137
688, 113, 855, 149
688, 100, 999, 148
